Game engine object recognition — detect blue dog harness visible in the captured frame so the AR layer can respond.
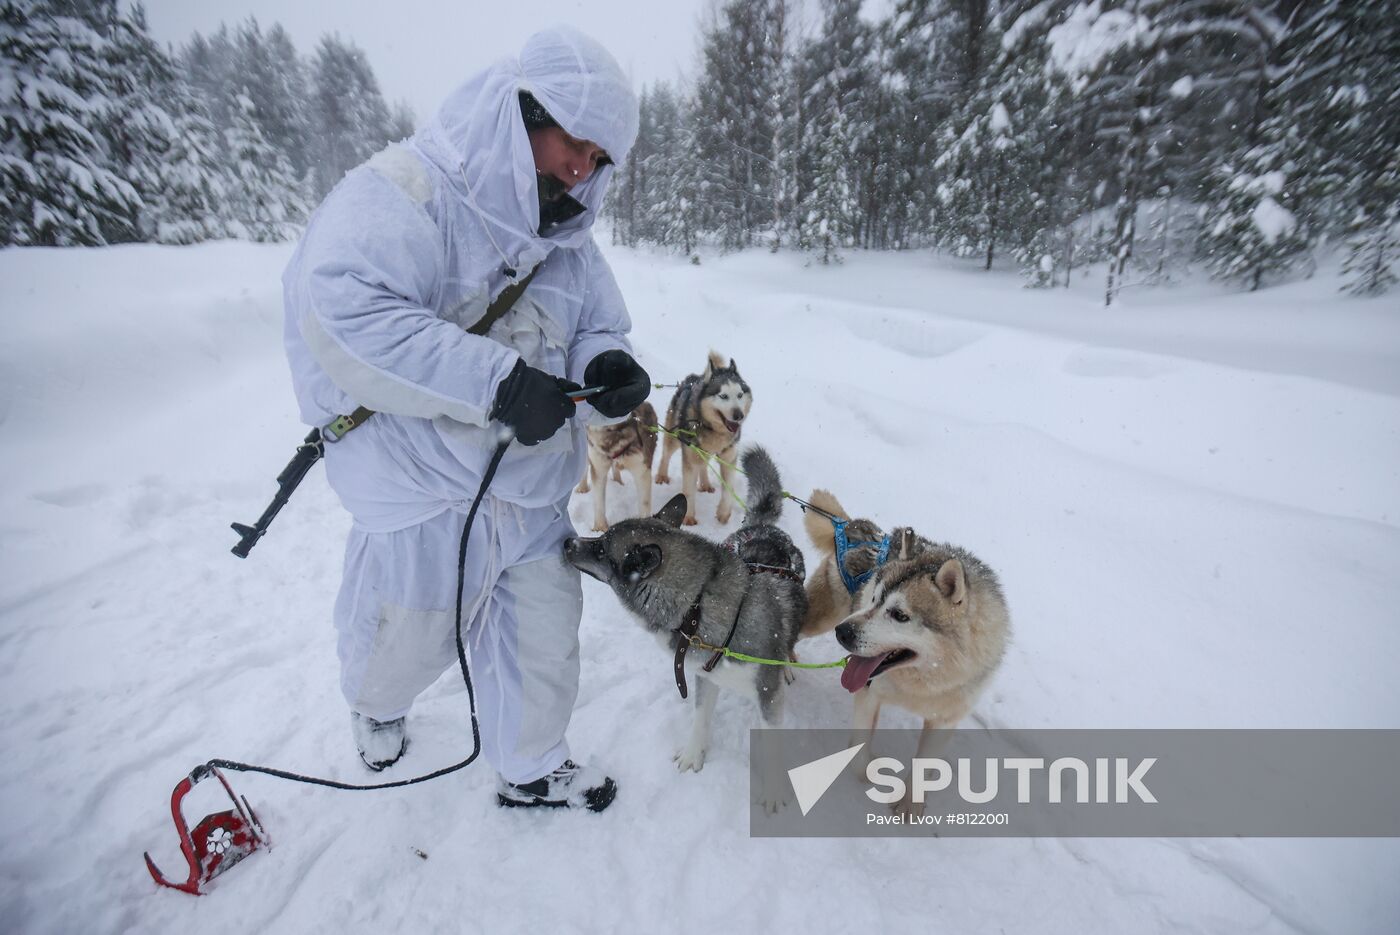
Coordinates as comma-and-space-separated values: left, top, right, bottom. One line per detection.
832, 519, 891, 594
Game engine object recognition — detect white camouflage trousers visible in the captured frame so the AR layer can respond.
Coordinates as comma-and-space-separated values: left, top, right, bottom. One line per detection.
334, 497, 582, 784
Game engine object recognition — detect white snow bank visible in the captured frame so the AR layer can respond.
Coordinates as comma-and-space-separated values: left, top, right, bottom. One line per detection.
1, 242, 1397, 934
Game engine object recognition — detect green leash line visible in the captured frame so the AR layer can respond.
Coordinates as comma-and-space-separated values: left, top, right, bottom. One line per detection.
686, 636, 849, 670
644, 424, 843, 524
639, 423, 849, 672
645, 423, 750, 511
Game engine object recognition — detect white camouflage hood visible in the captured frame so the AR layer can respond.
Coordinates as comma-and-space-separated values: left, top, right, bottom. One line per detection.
416, 26, 639, 250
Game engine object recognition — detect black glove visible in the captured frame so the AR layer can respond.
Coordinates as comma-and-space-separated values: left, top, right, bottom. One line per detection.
583, 350, 651, 419
490, 358, 580, 446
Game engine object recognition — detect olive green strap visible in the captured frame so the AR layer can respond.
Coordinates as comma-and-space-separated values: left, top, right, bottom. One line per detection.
465, 266, 539, 336
321, 267, 539, 442
322, 406, 376, 442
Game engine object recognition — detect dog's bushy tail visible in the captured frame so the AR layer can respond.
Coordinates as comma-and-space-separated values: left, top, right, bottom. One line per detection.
740, 445, 784, 527
802, 489, 848, 555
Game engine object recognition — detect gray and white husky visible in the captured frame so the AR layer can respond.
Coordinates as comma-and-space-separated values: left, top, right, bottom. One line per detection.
564, 446, 804, 810
655, 351, 751, 526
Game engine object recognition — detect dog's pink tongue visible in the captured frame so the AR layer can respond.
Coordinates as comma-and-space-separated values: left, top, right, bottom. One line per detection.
841, 654, 885, 693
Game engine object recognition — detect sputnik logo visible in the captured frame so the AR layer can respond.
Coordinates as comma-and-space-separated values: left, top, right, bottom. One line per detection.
787, 743, 865, 816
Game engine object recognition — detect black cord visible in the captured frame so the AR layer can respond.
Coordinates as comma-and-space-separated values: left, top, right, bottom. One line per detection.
204, 440, 510, 791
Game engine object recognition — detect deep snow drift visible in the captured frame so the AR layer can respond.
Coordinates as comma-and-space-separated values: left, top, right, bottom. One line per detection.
1, 240, 1397, 934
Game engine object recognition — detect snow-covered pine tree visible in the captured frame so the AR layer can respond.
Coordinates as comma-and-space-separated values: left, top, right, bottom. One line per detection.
801, 103, 853, 264
860, 27, 909, 250
1340, 196, 1398, 297
257, 22, 313, 179
1199, 133, 1309, 290
649, 83, 702, 257
763, 0, 794, 251
612, 84, 654, 247
0, 0, 139, 245
150, 84, 232, 244
1039, 1, 1292, 304
1276, 0, 1399, 296
98, 0, 184, 242
180, 24, 236, 132
223, 90, 306, 241
1186, 3, 1306, 290
796, 0, 873, 249
308, 33, 393, 200
691, 0, 786, 250
934, 95, 1033, 271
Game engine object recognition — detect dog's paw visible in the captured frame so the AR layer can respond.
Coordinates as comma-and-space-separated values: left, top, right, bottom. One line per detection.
683, 515, 699, 526
576, 479, 589, 493
847, 752, 873, 783
892, 793, 925, 820
782, 667, 796, 686
673, 745, 707, 772
753, 778, 792, 814
591, 519, 609, 532
715, 510, 731, 525
655, 472, 671, 485
698, 479, 716, 493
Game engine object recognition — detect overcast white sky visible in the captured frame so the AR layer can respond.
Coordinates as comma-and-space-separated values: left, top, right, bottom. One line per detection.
141, 0, 716, 124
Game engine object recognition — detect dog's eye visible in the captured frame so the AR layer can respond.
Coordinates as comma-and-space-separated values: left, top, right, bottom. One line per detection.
888, 607, 910, 623
719, 394, 729, 400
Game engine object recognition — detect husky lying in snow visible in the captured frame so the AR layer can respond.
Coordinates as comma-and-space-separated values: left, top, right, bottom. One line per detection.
564, 446, 804, 811
576, 401, 657, 531
801, 489, 1010, 815
655, 351, 751, 526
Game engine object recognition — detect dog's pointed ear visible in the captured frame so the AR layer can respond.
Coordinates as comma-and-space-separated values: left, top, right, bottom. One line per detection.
934, 558, 966, 605
891, 527, 921, 561
655, 493, 688, 528
728, 358, 739, 374
622, 543, 663, 580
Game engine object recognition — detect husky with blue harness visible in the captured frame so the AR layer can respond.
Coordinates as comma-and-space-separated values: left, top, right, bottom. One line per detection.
799, 489, 901, 641
799, 488, 1011, 818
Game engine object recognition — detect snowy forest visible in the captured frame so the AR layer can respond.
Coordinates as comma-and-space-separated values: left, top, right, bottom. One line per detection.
3, 0, 1397, 303
1, 0, 412, 247
606, 0, 1398, 301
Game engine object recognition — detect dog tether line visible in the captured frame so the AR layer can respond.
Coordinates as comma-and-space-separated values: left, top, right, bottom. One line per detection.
683, 634, 848, 670
643, 424, 864, 529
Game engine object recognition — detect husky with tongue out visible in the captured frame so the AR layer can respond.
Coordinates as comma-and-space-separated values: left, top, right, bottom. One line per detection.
800, 489, 1011, 815
655, 351, 752, 526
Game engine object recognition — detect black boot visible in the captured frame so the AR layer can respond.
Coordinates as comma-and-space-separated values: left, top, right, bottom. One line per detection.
351, 712, 408, 771
496, 760, 617, 811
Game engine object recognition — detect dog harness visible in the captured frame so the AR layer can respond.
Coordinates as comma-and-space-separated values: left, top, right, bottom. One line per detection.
604, 413, 649, 461
832, 519, 891, 594
670, 546, 805, 699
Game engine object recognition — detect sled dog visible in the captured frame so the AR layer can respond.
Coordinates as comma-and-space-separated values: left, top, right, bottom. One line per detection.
564, 446, 804, 810
655, 351, 751, 526
801, 489, 1010, 814
576, 401, 657, 531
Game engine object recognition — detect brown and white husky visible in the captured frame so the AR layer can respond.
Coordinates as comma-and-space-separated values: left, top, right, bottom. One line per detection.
576, 401, 657, 532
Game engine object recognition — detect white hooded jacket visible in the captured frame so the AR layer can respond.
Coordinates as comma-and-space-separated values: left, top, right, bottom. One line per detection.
283, 27, 640, 533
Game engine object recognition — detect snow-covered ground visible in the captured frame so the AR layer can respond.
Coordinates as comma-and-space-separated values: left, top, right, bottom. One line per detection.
2, 241, 1397, 934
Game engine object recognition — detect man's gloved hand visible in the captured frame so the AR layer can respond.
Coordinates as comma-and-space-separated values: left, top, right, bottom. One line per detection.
490, 358, 580, 446
583, 350, 651, 419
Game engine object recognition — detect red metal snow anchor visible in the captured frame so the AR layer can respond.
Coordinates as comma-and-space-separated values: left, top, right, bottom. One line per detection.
144, 764, 269, 895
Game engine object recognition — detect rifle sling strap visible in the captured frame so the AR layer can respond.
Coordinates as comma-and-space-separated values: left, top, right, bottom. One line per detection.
320, 266, 540, 443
